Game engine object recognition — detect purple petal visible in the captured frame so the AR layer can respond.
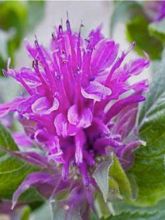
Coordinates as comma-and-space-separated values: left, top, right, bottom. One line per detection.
67, 105, 93, 128
105, 91, 145, 122
55, 113, 78, 137
13, 151, 50, 168
75, 130, 86, 164
88, 25, 103, 48
32, 97, 59, 115
54, 113, 68, 137
125, 58, 149, 76
12, 172, 55, 209
13, 132, 33, 148
81, 81, 112, 101
91, 39, 119, 73
0, 98, 24, 117
113, 104, 138, 138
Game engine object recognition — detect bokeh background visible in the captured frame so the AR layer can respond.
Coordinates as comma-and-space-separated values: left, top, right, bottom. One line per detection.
16, 1, 129, 67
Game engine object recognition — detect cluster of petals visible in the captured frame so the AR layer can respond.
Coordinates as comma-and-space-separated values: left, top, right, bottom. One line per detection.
0, 20, 149, 209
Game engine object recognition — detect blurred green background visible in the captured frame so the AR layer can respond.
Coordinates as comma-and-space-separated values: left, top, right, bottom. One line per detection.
0, 0, 45, 75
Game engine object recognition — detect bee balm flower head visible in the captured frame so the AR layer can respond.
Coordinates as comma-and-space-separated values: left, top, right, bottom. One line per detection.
0, 20, 149, 214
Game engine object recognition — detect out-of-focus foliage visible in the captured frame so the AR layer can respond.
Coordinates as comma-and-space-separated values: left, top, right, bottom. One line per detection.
110, 1, 164, 60
149, 18, 165, 43
126, 16, 163, 60
107, 49, 165, 219
0, 0, 45, 75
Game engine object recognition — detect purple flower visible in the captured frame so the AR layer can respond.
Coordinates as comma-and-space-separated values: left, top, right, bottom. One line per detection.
0, 20, 149, 214
145, 1, 165, 22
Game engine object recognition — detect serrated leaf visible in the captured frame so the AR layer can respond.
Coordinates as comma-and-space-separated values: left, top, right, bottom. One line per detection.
110, 211, 156, 220
139, 51, 165, 129
149, 18, 165, 43
128, 50, 165, 205
108, 198, 165, 220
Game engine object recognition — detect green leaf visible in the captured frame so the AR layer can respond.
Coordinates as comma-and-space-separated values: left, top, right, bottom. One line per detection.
149, 18, 165, 43
20, 188, 44, 204
0, 156, 36, 199
93, 154, 132, 218
93, 154, 132, 201
0, 123, 38, 200
20, 206, 31, 220
109, 154, 132, 200
108, 198, 165, 220
128, 51, 165, 206
94, 191, 111, 219
126, 16, 163, 60
110, 211, 156, 220
109, 177, 121, 200
0, 123, 18, 151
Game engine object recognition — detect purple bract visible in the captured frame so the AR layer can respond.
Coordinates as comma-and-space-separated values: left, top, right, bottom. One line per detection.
0, 20, 149, 212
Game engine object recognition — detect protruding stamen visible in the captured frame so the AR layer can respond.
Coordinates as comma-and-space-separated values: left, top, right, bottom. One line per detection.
59, 25, 63, 34
66, 19, 71, 32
